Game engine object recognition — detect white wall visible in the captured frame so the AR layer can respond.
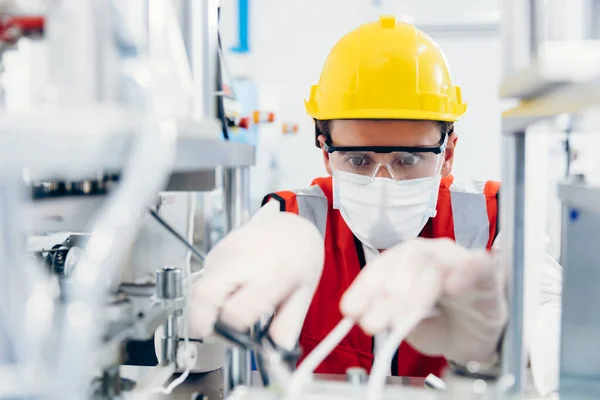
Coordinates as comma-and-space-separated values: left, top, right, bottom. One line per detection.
219, 0, 503, 196
435, 36, 501, 181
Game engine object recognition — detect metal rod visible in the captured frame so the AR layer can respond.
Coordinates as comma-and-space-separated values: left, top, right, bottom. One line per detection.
528, 0, 538, 58
156, 267, 183, 366
223, 167, 249, 231
501, 133, 527, 395
586, 0, 600, 39
149, 209, 207, 262
501, 0, 535, 77
222, 166, 252, 394
184, 0, 219, 120
161, 314, 178, 365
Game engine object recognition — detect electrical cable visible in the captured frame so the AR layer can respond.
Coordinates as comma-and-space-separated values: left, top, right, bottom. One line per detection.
215, 7, 230, 140
254, 318, 271, 387
366, 310, 430, 400
149, 208, 207, 263
216, 57, 229, 139
149, 369, 191, 395
255, 351, 270, 387
286, 317, 355, 399
253, 314, 277, 387
216, 24, 237, 101
212, 316, 296, 389
213, 320, 256, 349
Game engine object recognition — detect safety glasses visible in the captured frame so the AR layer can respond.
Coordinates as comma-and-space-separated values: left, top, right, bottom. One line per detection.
325, 133, 447, 185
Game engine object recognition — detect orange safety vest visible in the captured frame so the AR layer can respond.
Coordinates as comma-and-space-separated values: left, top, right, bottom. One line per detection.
262, 175, 500, 377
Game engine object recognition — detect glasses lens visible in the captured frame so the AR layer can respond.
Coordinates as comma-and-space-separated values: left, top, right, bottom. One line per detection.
388, 151, 442, 179
329, 150, 443, 184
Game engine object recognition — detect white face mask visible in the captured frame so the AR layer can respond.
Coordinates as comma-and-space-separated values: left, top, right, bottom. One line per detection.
332, 170, 442, 250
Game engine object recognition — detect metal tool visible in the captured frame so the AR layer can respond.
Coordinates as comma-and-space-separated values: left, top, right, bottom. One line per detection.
156, 267, 184, 366
213, 318, 301, 388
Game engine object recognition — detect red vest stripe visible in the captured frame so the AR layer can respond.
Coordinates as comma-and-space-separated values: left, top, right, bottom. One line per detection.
484, 181, 501, 249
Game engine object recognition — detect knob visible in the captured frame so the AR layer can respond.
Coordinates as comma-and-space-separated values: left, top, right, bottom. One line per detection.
156, 267, 183, 300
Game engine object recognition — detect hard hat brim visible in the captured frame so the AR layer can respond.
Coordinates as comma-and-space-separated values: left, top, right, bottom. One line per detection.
305, 104, 466, 123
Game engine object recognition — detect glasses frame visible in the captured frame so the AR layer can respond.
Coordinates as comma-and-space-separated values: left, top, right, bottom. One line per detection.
326, 133, 448, 184
323, 133, 447, 155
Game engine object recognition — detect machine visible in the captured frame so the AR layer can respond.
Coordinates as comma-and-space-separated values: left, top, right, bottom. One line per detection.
0, 0, 254, 398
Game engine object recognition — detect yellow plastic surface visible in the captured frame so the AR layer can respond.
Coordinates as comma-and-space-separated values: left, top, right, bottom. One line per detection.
305, 16, 467, 122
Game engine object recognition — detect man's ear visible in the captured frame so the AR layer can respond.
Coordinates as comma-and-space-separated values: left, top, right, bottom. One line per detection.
317, 135, 332, 175
441, 132, 458, 177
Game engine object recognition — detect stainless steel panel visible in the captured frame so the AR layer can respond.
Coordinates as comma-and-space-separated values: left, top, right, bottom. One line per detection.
165, 171, 217, 192
560, 208, 600, 394
501, 133, 528, 395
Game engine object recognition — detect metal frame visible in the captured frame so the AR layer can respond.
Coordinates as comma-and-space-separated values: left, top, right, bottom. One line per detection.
500, 0, 600, 396
222, 166, 253, 393
500, 64, 600, 397
0, 0, 257, 397
0, 115, 253, 181
417, 20, 499, 36
180, 0, 254, 393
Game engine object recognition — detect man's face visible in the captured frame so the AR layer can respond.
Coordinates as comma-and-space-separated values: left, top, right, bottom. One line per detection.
318, 119, 457, 178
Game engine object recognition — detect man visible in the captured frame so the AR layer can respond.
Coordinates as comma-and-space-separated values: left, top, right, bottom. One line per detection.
190, 16, 561, 394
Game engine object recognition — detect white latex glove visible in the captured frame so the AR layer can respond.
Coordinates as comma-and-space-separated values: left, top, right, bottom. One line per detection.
341, 238, 508, 365
188, 201, 325, 350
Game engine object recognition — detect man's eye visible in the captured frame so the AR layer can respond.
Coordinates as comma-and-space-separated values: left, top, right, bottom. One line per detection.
348, 157, 370, 167
399, 154, 421, 166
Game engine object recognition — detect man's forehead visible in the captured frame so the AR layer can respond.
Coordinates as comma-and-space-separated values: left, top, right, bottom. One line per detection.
330, 119, 442, 147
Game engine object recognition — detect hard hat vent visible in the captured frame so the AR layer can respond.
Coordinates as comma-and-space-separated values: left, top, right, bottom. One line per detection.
380, 15, 396, 29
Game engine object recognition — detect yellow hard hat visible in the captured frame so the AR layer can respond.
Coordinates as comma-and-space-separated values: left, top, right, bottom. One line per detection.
305, 16, 466, 122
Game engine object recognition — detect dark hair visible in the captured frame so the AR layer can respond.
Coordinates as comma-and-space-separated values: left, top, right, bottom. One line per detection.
314, 119, 454, 147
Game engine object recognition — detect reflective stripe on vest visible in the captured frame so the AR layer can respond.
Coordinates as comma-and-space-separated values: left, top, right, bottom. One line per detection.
292, 186, 328, 239
449, 180, 491, 249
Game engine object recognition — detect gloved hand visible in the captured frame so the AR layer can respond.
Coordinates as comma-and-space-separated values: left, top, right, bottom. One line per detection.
340, 238, 507, 365
188, 201, 325, 350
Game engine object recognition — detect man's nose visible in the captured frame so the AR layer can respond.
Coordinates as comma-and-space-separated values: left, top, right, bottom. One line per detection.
373, 164, 394, 179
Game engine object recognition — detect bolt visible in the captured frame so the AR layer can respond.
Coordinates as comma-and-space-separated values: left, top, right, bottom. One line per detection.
346, 367, 368, 384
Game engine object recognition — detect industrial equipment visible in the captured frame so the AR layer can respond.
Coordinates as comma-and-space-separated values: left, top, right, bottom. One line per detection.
499, 1, 600, 399
0, 0, 254, 398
